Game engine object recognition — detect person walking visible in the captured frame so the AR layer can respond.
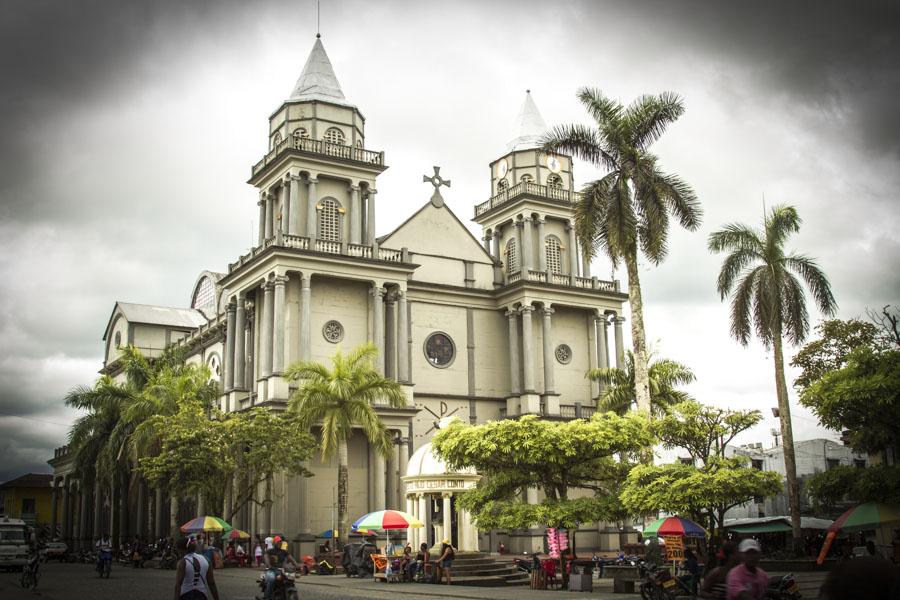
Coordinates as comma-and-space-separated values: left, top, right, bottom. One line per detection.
173, 536, 220, 600
726, 539, 768, 600
254, 541, 263, 567
436, 539, 455, 585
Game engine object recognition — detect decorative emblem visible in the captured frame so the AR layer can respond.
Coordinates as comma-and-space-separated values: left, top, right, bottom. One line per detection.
422, 166, 451, 207
322, 320, 344, 343
422, 401, 461, 435
555, 344, 572, 364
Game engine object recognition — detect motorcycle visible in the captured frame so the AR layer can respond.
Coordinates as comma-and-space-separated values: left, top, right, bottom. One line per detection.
767, 573, 802, 599
255, 567, 299, 600
19, 552, 40, 590
637, 561, 695, 599
97, 549, 112, 578
158, 548, 177, 570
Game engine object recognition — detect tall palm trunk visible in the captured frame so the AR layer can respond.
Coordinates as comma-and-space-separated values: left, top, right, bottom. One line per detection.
170, 495, 180, 538
624, 253, 652, 414
338, 439, 349, 549
772, 328, 802, 550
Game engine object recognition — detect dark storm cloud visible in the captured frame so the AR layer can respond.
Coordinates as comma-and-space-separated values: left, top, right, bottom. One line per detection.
610, 0, 900, 156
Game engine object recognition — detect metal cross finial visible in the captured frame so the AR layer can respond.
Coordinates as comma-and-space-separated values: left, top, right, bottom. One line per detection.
423, 166, 451, 207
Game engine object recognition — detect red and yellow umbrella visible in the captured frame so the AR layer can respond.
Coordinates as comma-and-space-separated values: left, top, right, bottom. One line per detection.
227, 529, 251, 540
180, 516, 231, 533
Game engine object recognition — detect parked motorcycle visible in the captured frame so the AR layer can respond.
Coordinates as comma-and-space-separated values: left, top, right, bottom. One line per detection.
637, 561, 695, 599
766, 573, 802, 599
255, 568, 299, 600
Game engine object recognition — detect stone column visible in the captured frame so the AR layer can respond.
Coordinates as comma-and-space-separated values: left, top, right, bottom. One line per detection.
598, 314, 610, 370
483, 231, 492, 254
299, 275, 311, 361
257, 197, 266, 246
154, 488, 163, 539
224, 301, 236, 393
373, 451, 386, 510
264, 192, 273, 240
506, 309, 520, 395
261, 280, 274, 378
94, 481, 102, 540
520, 305, 535, 393
366, 189, 377, 246
372, 286, 385, 375
588, 313, 599, 399
397, 291, 409, 383
280, 185, 289, 234
442, 494, 452, 545
417, 494, 428, 548
405, 495, 414, 545
234, 297, 246, 390
398, 436, 409, 499
385, 292, 397, 380
567, 221, 579, 279
79, 485, 89, 548
522, 216, 534, 274
349, 185, 361, 245
306, 178, 318, 241
134, 480, 145, 539
169, 495, 179, 538
491, 232, 500, 261
50, 478, 58, 538
61, 476, 70, 544
387, 441, 399, 509
537, 218, 547, 273
541, 307, 555, 394
527, 488, 538, 505
272, 275, 287, 375
614, 316, 626, 368
582, 247, 592, 278
288, 174, 301, 235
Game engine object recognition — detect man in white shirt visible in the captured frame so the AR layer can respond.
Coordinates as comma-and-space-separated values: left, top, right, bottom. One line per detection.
174, 537, 219, 600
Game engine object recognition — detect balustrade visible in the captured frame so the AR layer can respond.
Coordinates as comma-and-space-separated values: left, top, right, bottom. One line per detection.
251, 137, 385, 176
474, 181, 583, 216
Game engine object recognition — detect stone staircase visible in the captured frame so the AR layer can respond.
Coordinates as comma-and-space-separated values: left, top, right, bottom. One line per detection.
444, 552, 529, 587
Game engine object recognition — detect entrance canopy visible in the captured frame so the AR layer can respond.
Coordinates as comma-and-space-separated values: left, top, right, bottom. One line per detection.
724, 516, 833, 534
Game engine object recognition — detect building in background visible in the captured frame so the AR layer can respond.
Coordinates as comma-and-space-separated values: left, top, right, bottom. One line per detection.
0, 473, 55, 528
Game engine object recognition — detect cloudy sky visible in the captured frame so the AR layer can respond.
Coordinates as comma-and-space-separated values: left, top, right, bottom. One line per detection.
1, 0, 898, 482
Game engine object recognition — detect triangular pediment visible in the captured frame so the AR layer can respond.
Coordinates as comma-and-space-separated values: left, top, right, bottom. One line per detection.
380, 200, 493, 263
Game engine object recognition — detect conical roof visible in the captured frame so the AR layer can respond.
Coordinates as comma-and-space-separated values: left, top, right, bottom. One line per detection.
507, 90, 548, 151
288, 36, 353, 107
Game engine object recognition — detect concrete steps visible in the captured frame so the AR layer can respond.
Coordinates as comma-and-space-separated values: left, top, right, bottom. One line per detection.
442, 552, 529, 587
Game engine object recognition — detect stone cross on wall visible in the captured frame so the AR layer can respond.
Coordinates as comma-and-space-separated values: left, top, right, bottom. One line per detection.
423, 166, 451, 207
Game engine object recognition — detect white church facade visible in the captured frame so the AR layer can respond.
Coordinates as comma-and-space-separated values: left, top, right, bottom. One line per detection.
49, 36, 631, 554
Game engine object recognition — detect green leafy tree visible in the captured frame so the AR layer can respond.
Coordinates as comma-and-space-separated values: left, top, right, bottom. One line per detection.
791, 319, 887, 392
620, 401, 782, 543
590, 350, 695, 416
709, 204, 836, 548
800, 345, 900, 455
806, 463, 900, 512
432, 413, 653, 579
285, 344, 406, 548
541, 89, 701, 414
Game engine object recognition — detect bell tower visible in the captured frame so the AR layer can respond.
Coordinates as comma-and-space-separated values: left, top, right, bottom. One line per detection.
247, 35, 388, 251
474, 91, 590, 284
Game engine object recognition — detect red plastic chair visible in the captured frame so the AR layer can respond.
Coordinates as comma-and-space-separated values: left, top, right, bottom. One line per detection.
541, 559, 560, 590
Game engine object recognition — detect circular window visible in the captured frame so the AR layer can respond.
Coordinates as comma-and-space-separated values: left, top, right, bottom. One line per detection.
322, 320, 344, 343
424, 332, 455, 368
555, 344, 572, 364
114, 331, 122, 347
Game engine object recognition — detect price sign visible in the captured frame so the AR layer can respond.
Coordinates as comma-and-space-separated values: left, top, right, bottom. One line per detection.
663, 536, 684, 562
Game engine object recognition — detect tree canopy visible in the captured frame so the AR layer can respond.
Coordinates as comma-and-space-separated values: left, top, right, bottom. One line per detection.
790, 318, 887, 392
805, 463, 900, 512
620, 401, 782, 540
431, 413, 654, 531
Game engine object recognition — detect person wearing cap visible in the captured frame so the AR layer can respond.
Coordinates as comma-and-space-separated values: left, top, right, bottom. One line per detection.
726, 539, 769, 600
436, 539, 456, 585
262, 535, 299, 600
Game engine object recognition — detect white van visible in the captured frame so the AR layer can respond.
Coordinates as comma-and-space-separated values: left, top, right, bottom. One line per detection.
0, 516, 30, 569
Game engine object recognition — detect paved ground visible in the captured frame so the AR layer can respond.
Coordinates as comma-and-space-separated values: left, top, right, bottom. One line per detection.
0, 561, 642, 600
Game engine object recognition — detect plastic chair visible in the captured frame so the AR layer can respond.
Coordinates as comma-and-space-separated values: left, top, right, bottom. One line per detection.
542, 559, 560, 590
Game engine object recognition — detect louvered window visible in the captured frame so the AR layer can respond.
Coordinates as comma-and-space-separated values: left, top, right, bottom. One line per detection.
318, 198, 341, 241
323, 127, 345, 145
520, 174, 534, 183
505, 238, 519, 274
545, 235, 562, 274
497, 179, 509, 193
547, 174, 562, 188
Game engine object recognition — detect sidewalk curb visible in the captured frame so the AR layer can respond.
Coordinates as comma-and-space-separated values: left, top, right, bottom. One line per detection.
295, 576, 517, 600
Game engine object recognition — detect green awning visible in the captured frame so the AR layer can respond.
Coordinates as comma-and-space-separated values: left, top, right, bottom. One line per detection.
730, 523, 792, 534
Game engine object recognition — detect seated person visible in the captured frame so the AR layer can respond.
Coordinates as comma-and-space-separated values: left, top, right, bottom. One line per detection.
398, 545, 412, 581
409, 542, 430, 581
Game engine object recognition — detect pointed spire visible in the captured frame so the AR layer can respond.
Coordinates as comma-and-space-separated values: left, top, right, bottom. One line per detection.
507, 90, 548, 152
288, 36, 353, 107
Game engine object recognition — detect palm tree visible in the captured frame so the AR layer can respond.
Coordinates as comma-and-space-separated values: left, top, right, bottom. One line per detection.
590, 350, 695, 417
285, 344, 406, 548
542, 89, 701, 415
709, 204, 836, 549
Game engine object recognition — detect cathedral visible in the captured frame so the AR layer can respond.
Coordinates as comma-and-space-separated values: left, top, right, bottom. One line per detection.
49, 35, 631, 554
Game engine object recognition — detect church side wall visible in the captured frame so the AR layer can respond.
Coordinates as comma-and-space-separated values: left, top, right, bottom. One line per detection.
309, 277, 369, 363
551, 307, 592, 405
472, 309, 510, 399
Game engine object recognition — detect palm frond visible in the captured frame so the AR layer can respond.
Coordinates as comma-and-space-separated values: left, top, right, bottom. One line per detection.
780, 270, 810, 346
784, 254, 837, 318
625, 91, 685, 149
539, 124, 615, 170
708, 223, 763, 254
765, 204, 801, 254
716, 248, 762, 298
729, 266, 763, 345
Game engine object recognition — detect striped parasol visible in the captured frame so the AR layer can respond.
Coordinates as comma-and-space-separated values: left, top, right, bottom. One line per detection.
643, 516, 707, 538
828, 502, 900, 533
180, 516, 231, 533
227, 529, 251, 540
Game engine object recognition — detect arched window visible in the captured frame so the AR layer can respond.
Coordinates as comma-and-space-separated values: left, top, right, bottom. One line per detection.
271, 131, 283, 150
545, 235, 562, 274
192, 276, 216, 309
520, 174, 534, 184
497, 178, 509, 193
547, 174, 563, 188
505, 237, 519, 274
292, 128, 309, 146
317, 197, 342, 241
323, 127, 345, 145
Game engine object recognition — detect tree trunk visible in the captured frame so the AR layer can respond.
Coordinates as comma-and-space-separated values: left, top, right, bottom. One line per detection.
170, 495, 180, 539
624, 253, 652, 415
338, 439, 349, 550
773, 331, 802, 552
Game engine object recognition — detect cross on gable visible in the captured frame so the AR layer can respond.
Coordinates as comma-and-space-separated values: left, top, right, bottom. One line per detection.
423, 166, 451, 207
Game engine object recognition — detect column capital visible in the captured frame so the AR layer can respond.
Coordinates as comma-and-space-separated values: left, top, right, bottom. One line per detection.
519, 304, 534, 315
367, 188, 378, 196
614, 316, 626, 324
349, 184, 361, 192
273, 274, 288, 286
226, 300, 237, 314
541, 306, 555, 317
370, 286, 386, 299
308, 177, 319, 185
288, 173, 303, 182
505, 308, 518, 318
523, 215, 534, 223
